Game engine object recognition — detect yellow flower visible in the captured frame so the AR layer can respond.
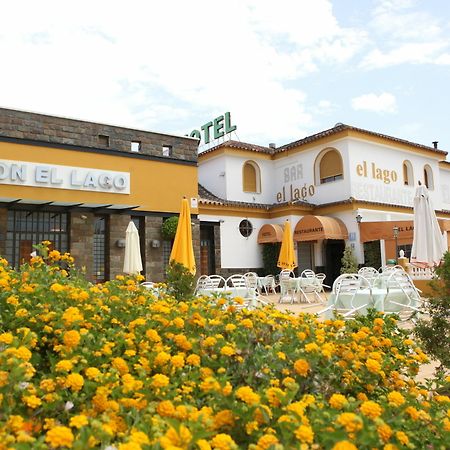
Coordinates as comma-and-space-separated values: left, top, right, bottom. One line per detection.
152, 374, 170, 388
266, 387, 284, 407
365, 358, 381, 373
157, 400, 176, 417
16, 346, 32, 361
66, 373, 84, 392
236, 386, 260, 405
50, 282, 65, 292
378, 423, 393, 442
241, 319, 253, 329
360, 400, 383, 419
45, 426, 74, 448
0, 332, 13, 344
154, 351, 171, 366
118, 443, 142, 450
23, 395, 42, 409
186, 354, 201, 366
396, 431, 409, 445
210, 433, 237, 450
213, 410, 235, 429
55, 359, 73, 372
63, 330, 81, 348
295, 425, 314, 444
112, 357, 129, 374
171, 354, 185, 368
197, 439, 212, 450
85, 367, 101, 380
255, 434, 279, 450
220, 345, 235, 356
337, 412, 363, 433
294, 358, 310, 377
160, 425, 192, 448
225, 324, 236, 332
130, 431, 150, 445
332, 441, 358, 450
387, 391, 405, 407
69, 414, 88, 428
329, 394, 348, 409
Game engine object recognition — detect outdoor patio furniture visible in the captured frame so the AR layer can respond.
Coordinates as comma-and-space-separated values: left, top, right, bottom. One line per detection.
244, 272, 259, 290
318, 274, 374, 318
358, 267, 379, 286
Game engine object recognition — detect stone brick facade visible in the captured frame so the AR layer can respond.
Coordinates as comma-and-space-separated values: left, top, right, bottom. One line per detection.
70, 212, 94, 280
0, 107, 198, 162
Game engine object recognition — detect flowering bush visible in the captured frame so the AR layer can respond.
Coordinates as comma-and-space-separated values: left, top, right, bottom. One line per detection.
0, 243, 449, 449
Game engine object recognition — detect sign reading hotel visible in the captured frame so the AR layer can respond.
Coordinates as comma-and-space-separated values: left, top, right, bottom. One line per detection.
190, 112, 237, 144
0, 160, 130, 194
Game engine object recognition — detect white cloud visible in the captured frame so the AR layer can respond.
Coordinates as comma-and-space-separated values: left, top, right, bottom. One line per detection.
0, 0, 367, 144
351, 92, 397, 114
361, 0, 450, 69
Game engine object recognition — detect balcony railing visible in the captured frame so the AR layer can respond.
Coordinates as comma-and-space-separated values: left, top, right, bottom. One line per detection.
409, 266, 434, 280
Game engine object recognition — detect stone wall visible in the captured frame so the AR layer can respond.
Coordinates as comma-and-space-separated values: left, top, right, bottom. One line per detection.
70, 212, 94, 280
145, 216, 165, 281
109, 214, 131, 279
0, 107, 198, 162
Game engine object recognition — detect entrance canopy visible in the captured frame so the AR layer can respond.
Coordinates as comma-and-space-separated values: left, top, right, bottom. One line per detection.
257, 223, 284, 243
294, 215, 348, 241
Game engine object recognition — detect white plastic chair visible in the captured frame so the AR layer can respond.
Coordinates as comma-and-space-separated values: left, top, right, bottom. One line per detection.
244, 272, 258, 290
279, 270, 296, 303
194, 275, 213, 295
300, 269, 316, 279
358, 267, 379, 287
209, 275, 226, 290
318, 274, 373, 318
377, 270, 422, 321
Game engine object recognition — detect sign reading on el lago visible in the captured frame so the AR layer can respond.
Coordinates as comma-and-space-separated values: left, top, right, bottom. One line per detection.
190, 112, 236, 144
0, 160, 130, 194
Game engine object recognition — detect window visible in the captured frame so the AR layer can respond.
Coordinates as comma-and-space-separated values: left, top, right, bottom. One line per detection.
424, 164, 434, 189
131, 141, 141, 152
315, 148, 343, 185
162, 145, 172, 157
93, 215, 109, 283
403, 160, 414, 186
398, 244, 412, 259
242, 161, 261, 193
98, 135, 110, 147
5, 210, 68, 268
239, 219, 253, 237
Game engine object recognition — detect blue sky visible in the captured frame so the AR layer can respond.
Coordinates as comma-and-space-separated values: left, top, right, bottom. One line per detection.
1, 0, 450, 153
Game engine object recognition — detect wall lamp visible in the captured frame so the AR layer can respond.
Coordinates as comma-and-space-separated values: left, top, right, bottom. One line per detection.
356, 214, 362, 224
116, 239, 126, 248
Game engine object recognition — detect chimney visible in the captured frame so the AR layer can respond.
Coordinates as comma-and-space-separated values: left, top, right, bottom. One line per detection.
432, 141, 438, 149
269, 143, 276, 149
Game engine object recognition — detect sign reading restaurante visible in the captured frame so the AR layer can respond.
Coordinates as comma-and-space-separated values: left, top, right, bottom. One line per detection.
0, 159, 130, 194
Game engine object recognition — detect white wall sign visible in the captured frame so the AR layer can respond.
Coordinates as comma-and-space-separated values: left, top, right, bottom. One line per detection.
0, 159, 130, 194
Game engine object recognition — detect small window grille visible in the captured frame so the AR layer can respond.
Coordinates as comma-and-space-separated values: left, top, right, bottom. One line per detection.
239, 219, 253, 237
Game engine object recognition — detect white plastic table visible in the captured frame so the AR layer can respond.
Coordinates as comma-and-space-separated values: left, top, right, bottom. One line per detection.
325, 287, 419, 318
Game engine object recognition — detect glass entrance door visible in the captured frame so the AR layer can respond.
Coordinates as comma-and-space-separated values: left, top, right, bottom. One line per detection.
297, 242, 314, 275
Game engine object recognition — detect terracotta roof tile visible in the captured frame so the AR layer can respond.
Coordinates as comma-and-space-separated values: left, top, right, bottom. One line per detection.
199, 140, 274, 156
277, 123, 447, 155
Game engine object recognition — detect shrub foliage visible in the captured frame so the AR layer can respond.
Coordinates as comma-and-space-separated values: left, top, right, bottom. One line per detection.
0, 243, 449, 449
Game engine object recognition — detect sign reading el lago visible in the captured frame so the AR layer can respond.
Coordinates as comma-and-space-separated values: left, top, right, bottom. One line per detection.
0, 160, 130, 194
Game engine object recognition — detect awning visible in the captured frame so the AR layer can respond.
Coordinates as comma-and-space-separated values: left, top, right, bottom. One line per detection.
257, 223, 284, 243
360, 219, 450, 243
294, 215, 348, 241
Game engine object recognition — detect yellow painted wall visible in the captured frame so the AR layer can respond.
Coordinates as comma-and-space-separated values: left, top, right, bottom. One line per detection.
0, 141, 198, 213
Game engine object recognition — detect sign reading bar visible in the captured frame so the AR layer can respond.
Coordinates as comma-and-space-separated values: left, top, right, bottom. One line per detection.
0, 160, 130, 194
190, 112, 237, 144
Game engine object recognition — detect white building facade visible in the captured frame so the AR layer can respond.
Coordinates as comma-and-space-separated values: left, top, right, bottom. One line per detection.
197, 124, 450, 283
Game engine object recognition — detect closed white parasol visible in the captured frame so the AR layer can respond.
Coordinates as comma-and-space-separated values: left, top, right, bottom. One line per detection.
410, 184, 446, 267
123, 221, 143, 274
